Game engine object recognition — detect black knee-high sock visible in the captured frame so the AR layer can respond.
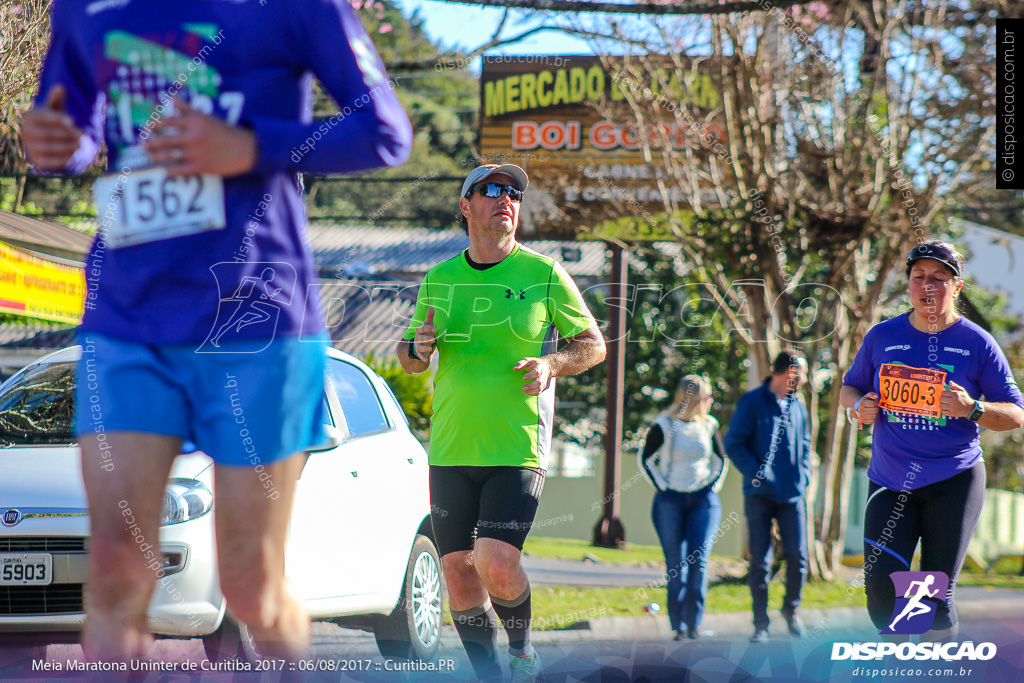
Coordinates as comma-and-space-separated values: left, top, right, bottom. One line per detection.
451, 601, 501, 678
491, 586, 532, 653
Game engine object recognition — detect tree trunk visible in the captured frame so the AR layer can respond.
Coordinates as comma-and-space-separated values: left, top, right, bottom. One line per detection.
813, 315, 851, 577
13, 173, 26, 213
828, 418, 860, 570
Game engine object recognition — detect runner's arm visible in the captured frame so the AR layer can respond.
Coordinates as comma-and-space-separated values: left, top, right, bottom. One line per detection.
244, 0, 412, 175
839, 384, 866, 410
397, 302, 436, 375
971, 401, 1024, 431
970, 345, 1024, 430
543, 326, 606, 378
840, 384, 879, 425
396, 336, 431, 375
26, 1, 101, 173
514, 326, 605, 396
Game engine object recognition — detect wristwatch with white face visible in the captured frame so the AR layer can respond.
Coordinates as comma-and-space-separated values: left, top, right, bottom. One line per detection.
967, 400, 985, 422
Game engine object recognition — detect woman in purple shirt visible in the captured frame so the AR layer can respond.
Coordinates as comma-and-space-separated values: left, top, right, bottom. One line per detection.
841, 240, 1024, 640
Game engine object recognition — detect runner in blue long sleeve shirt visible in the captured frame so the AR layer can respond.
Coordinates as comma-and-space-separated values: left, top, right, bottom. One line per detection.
28, 0, 412, 343
21, 0, 411, 662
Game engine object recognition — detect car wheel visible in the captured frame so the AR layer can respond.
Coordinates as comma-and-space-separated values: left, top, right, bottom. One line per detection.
202, 613, 260, 663
374, 534, 443, 660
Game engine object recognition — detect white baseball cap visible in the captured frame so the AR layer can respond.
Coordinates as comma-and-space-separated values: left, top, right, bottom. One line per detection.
460, 164, 529, 199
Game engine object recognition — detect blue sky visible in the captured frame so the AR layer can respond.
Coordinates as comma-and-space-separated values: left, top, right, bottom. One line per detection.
394, 0, 594, 66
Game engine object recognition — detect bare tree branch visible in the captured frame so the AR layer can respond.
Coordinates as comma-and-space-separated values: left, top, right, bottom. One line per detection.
433, 0, 821, 16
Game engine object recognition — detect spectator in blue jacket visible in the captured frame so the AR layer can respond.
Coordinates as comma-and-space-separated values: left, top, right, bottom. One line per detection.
724, 349, 813, 643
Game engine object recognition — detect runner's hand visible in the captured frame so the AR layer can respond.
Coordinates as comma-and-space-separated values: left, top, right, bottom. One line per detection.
147, 98, 257, 177
514, 357, 552, 396
413, 307, 437, 362
940, 381, 973, 419
21, 86, 83, 171
856, 392, 879, 425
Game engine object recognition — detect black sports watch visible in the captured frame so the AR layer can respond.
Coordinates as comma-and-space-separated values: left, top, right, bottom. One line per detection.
407, 338, 422, 362
967, 400, 985, 422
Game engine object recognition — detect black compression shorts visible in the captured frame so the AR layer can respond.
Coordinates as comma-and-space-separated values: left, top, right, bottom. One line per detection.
428, 465, 545, 557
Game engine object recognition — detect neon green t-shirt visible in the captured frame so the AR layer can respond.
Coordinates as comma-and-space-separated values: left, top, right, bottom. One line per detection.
404, 244, 595, 469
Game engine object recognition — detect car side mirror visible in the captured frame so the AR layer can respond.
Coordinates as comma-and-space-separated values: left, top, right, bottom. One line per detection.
306, 424, 344, 453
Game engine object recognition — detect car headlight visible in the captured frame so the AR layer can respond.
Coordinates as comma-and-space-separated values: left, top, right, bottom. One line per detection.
161, 479, 214, 526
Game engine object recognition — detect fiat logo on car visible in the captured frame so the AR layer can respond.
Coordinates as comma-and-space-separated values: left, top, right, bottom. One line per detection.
2, 509, 22, 527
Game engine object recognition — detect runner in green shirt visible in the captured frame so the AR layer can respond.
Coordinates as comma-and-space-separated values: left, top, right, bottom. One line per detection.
397, 164, 605, 680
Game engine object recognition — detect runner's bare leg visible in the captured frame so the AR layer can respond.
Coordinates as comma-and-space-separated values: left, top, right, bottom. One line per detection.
214, 453, 310, 658
442, 550, 489, 610
80, 432, 181, 661
474, 538, 529, 601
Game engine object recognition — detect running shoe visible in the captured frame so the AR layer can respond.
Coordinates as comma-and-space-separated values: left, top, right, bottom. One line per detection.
510, 645, 542, 682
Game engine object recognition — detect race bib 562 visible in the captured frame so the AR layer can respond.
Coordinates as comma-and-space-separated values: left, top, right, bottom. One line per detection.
94, 167, 226, 248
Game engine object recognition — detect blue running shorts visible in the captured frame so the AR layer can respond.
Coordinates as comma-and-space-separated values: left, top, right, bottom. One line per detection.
75, 332, 327, 466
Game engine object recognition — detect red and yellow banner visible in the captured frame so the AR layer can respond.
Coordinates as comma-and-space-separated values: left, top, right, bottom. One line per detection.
0, 241, 85, 324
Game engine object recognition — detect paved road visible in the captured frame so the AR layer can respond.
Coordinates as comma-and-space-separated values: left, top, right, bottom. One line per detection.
6, 609, 1023, 682
6, 589, 1024, 683
522, 555, 663, 587
4, 559, 1024, 682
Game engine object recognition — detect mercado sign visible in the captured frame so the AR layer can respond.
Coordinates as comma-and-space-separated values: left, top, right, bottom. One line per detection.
479, 55, 724, 239
0, 242, 85, 324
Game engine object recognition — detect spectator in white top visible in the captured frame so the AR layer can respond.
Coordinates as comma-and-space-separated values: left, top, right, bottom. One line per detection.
639, 375, 728, 641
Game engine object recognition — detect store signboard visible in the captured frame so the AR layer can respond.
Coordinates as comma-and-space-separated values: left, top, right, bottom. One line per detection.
479, 55, 723, 239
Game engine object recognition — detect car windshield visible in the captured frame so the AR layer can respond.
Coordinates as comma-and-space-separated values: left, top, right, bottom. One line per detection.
0, 360, 76, 446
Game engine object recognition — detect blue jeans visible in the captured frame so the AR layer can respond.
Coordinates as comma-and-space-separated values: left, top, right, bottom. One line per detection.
745, 495, 808, 630
651, 488, 722, 632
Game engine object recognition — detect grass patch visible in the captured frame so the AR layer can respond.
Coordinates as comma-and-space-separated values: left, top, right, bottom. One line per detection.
531, 579, 857, 630
522, 536, 738, 573
522, 538, 867, 629
523, 537, 664, 565
974, 555, 1024, 576
957, 574, 1024, 589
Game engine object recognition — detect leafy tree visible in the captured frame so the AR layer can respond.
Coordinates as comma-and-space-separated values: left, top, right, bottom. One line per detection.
569, 0, 1017, 576
1, 0, 480, 229
945, 163, 1024, 237
304, 0, 478, 227
557, 243, 748, 452
0, 0, 95, 217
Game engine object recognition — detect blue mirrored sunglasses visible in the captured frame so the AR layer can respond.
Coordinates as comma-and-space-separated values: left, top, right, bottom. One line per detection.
471, 183, 524, 202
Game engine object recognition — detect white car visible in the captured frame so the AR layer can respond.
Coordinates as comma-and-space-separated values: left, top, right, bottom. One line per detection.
0, 346, 443, 662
